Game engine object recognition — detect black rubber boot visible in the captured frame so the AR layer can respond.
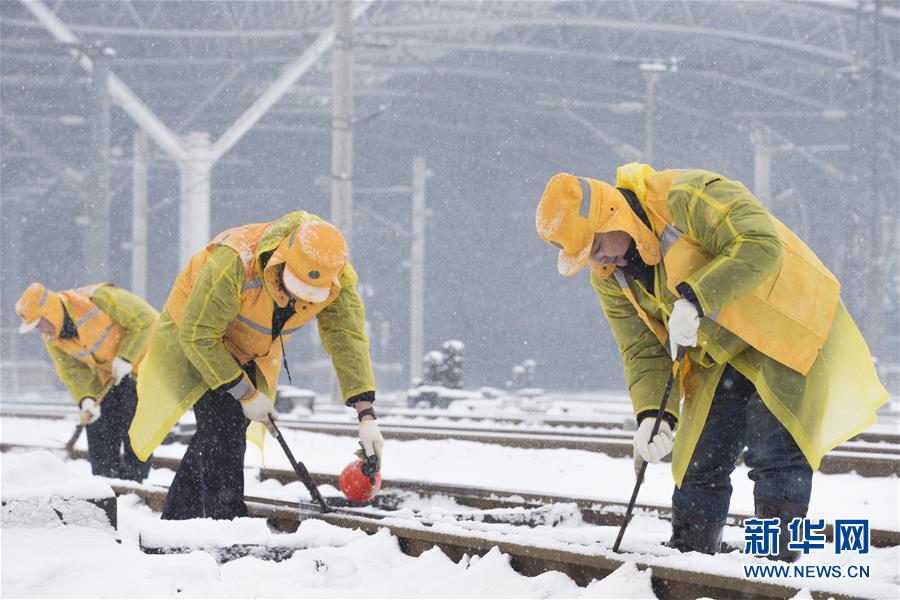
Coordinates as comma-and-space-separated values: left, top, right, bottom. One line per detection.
754, 496, 808, 563
667, 510, 725, 555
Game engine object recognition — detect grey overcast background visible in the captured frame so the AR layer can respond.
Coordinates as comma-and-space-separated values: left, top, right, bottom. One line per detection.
1, 1, 897, 394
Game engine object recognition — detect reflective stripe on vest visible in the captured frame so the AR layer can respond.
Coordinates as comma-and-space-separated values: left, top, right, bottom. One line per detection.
76, 307, 101, 327
237, 314, 272, 336
238, 308, 302, 336
660, 224, 680, 255
72, 325, 114, 359
242, 279, 263, 292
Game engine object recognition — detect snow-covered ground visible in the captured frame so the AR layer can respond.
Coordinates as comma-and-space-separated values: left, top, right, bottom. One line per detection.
2, 409, 899, 598
0, 450, 653, 599
3, 447, 898, 599
3, 413, 898, 530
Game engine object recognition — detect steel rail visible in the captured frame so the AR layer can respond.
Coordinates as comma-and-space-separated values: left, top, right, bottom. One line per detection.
256, 465, 900, 549
169, 421, 900, 474
4, 401, 899, 440
260, 422, 900, 476
3, 408, 899, 475
2, 442, 895, 549
0, 406, 636, 431
372, 410, 900, 445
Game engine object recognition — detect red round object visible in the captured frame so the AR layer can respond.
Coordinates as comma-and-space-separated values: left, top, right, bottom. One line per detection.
339, 459, 381, 502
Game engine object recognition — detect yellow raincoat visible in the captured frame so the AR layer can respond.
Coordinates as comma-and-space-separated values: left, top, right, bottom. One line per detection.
45, 284, 158, 404
592, 164, 888, 486
130, 211, 375, 461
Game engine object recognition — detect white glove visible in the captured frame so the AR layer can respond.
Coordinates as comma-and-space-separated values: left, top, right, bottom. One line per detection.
111, 356, 132, 385
79, 397, 101, 425
358, 420, 384, 467
633, 417, 674, 469
240, 390, 277, 424
668, 299, 700, 359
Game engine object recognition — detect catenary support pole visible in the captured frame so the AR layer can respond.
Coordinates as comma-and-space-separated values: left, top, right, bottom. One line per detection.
8, 204, 22, 393
177, 132, 213, 268
131, 131, 148, 298
88, 45, 111, 281
331, 0, 354, 242
409, 157, 427, 384
643, 70, 659, 163
752, 126, 771, 208
330, 0, 355, 403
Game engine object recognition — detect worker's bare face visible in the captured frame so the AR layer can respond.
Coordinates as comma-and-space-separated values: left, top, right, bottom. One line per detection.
36, 318, 56, 337
588, 230, 632, 269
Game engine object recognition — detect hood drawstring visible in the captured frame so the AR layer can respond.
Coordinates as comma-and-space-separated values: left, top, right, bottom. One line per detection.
271, 293, 296, 386
279, 334, 293, 385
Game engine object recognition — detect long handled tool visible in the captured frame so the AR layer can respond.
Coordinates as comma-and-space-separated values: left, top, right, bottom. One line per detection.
64, 424, 84, 456
612, 346, 683, 553
267, 419, 332, 513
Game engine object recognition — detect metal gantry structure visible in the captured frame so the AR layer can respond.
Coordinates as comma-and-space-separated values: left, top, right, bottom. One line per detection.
1, 0, 898, 388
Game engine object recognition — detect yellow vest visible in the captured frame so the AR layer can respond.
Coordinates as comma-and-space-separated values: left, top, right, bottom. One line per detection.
50, 284, 123, 385
165, 221, 342, 389
614, 170, 840, 376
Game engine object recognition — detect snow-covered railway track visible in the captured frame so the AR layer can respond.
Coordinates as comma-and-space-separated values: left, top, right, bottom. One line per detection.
274, 418, 900, 454
6, 401, 899, 443
6, 407, 897, 457
241, 420, 900, 477
3, 442, 895, 598
4, 442, 896, 549
4, 406, 899, 477
112, 481, 854, 600
254, 463, 900, 549
373, 407, 900, 443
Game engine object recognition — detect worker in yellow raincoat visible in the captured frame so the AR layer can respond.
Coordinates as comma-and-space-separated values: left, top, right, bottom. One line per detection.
536, 163, 887, 560
130, 211, 382, 520
15, 282, 158, 481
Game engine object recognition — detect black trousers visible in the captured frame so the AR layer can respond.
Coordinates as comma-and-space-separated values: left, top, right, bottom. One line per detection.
85, 375, 152, 482
671, 365, 813, 522
161, 386, 249, 520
